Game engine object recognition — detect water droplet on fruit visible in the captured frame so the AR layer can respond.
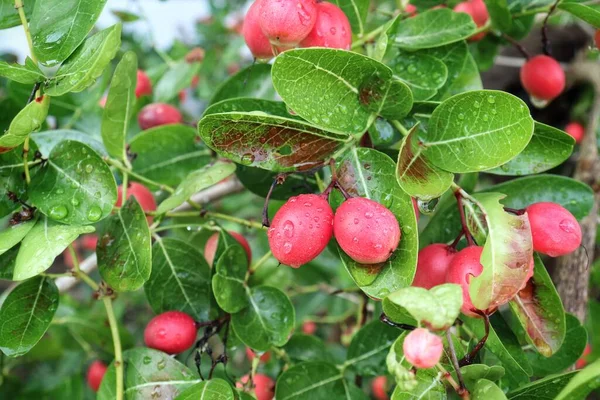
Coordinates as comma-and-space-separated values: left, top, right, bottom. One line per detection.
559, 219, 576, 233
283, 241, 293, 254
365, 212, 373, 219
283, 220, 294, 238
297, 3, 313, 26
85, 164, 94, 173
304, 202, 312, 207
330, 27, 337, 35
240, 153, 255, 165
49, 205, 68, 220
87, 206, 102, 222
353, 237, 359, 243
353, 218, 359, 224
374, 244, 382, 250
313, 216, 319, 222
316, 207, 322, 212
417, 198, 438, 215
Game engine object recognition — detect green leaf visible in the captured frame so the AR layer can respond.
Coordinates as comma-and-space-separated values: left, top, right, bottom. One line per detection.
210, 64, 276, 104
0, 145, 32, 219
421, 90, 534, 173
44, 24, 122, 96
275, 362, 351, 400
154, 61, 201, 103
31, 129, 107, 157
283, 334, 331, 363
236, 165, 320, 200
485, 0, 512, 31
0, 246, 18, 279
359, 76, 413, 120
0, 218, 36, 256
144, 237, 212, 320
175, 378, 235, 400
29, 0, 108, 66
204, 98, 302, 119
506, 371, 577, 400
231, 285, 295, 352
345, 320, 398, 376
555, 360, 600, 400
0, 276, 59, 357
384, 284, 462, 330
460, 364, 505, 391
0, 57, 45, 84
394, 8, 476, 50
0, 0, 35, 29
0, 95, 49, 150
396, 127, 454, 200
98, 348, 200, 400
391, 368, 445, 399
13, 216, 94, 281
509, 254, 565, 357
212, 244, 249, 313
157, 161, 236, 213
426, 42, 482, 100
130, 124, 211, 188
272, 48, 396, 135
472, 379, 507, 400
331, 148, 418, 299
111, 9, 140, 22
558, 1, 600, 28
488, 122, 574, 175
97, 198, 152, 292
29, 140, 117, 225
332, 0, 368, 36
469, 193, 533, 311
390, 50, 448, 101
101, 51, 137, 161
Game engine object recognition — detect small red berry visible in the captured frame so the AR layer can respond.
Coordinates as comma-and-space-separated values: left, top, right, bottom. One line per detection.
299, 2, 352, 50
445, 246, 484, 317
191, 75, 200, 88
403, 328, 443, 369
333, 197, 401, 264
138, 103, 182, 130
86, 360, 108, 392
116, 182, 157, 221
405, 4, 417, 16
268, 194, 334, 268
135, 70, 153, 98
259, 0, 318, 46
302, 321, 317, 335
98, 95, 107, 108
576, 343, 592, 369
520, 55, 565, 101
454, 0, 489, 41
564, 122, 585, 143
243, 0, 274, 59
246, 348, 271, 362
144, 311, 197, 354
413, 244, 456, 289
526, 202, 582, 257
372, 376, 389, 400
237, 374, 275, 400
81, 234, 98, 251
595, 30, 600, 49
204, 231, 252, 266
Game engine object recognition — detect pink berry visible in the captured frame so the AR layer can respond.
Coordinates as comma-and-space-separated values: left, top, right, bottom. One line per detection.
144, 311, 197, 354
520, 55, 565, 101
204, 231, 252, 266
403, 328, 443, 369
81, 234, 98, 251
258, 0, 318, 46
333, 197, 401, 264
268, 194, 334, 268
526, 202, 582, 257
454, 0, 489, 41
86, 360, 108, 392
413, 244, 456, 289
299, 2, 352, 50
372, 376, 389, 400
116, 182, 157, 223
138, 103, 182, 130
405, 4, 417, 16
576, 343, 592, 369
243, 0, 275, 59
98, 95, 107, 108
237, 374, 275, 400
565, 122, 585, 143
302, 321, 317, 334
246, 348, 271, 362
445, 246, 484, 317
135, 70, 153, 98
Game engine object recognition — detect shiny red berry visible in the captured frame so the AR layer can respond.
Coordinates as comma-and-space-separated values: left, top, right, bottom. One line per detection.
520, 55, 565, 101
138, 103, 182, 130
204, 231, 252, 266
526, 202, 582, 257
135, 70, 153, 98
445, 246, 484, 317
299, 2, 352, 50
403, 328, 443, 369
564, 122, 584, 143
144, 311, 197, 354
413, 244, 456, 289
259, 0, 318, 46
86, 360, 108, 392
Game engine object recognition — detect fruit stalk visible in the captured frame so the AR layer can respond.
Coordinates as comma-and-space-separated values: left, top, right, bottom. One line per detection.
102, 296, 124, 400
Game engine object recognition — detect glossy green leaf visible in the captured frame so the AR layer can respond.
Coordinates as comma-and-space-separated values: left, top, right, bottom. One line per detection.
0, 246, 18, 280
509, 254, 565, 357
13, 216, 94, 281
31, 129, 106, 157
558, 1, 600, 28
154, 61, 201, 103
145, 237, 212, 320
111, 9, 140, 22
97, 198, 152, 292
506, 371, 577, 400
283, 334, 331, 363
236, 165, 320, 200
272, 48, 395, 134
394, 8, 476, 50
472, 379, 507, 400
130, 124, 211, 188
231, 285, 295, 352
421, 90, 534, 173
555, 360, 600, 400
44, 24, 122, 96
0, 145, 32, 219
0, 95, 49, 150
102, 51, 137, 161
210, 63, 276, 104
396, 127, 453, 200
0, 57, 45, 84
390, 50, 448, 101
0, 218, 36, 256
391, 368, 445, 400
485, 0, 512, 31
157, 161, 236, 213
331, 147, 418, 299
359, 76, 413, 120
426, 42, 482, 100
212, 244, 249, 313
488, 122, 574, 176
275, 362, 351, 400
345, 320, 398, 376
460, 364, 505, 391
204, 98, 302, 119
29, 140, 117, 225
332, 0, 368, 35
98, 348, 200, 400
175, 378, 235, 400
0, 0, 35, 29
0, 276, 58, 357
29, 0, 108, 66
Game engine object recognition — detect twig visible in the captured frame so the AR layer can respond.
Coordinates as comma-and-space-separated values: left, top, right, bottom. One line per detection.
541, 0, 561, 56
459, 312, 490, 366
446, 330, 469, 398
501, 34, 531, 59
454, 189, 475, 246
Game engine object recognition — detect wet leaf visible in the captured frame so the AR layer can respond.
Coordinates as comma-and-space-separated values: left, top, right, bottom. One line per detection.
0, 246, 18, 279
175, 378, 235, 400
358, 76, 413, 120
236, 165, 320, 200
0, 95, 49, 150
461, 364, 505, 391
0, 0, 35, 29
0, 57, 45, 84
0, 145, 35, 219
154, 61, 201, 103
555, 360, 600, 400
346, 320, 398, 376
472, 379, 507, 399
0, 218, 36, 256
558, 1, 600, 28
485, 0, 512, 31
32, 129, 107, 157
391, 368, 445, 399
506, 371, 577, 400
210, 63, 276, 104
332, 0, 368, 36
212, 244, 249, 313
275, 362, 355, 400
390, 49, 448, 101
283, 334, 331, 363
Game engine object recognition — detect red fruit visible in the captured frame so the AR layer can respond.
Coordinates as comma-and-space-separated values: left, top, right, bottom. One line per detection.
445, 246, 484, 317
596, 30, 600, 49
82, 234, 98, 251
413, 244, 456, 289
98, 95, 107, 108
86, 360, 108, 392
565, 122, 585, 143
258, 0, 318, 46
246, 348, 271, 362
333, 197, 401, 264
204, 231, 252, 266
191, 75, 200, 88
135, 70, 153, 98
403, 328, 443, 369
237, 374, 275, 400
138, 103, 182, 130
372, 376, 389, 400
526, 202, 582, 257
302, 321, 317, 335
243, 0, 274, 59
520, 55, 565, 101
454, 0, 488, 41
405, 4, 417, 16
178, 89, 187, 103
268, 194, 334, 268
576, 343, 592, 369
116, 183, 157, 215
144, 311, 197, 354
299, 2, 351, 50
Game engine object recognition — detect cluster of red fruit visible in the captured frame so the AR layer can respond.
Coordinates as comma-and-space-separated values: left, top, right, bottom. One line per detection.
243, 0, 352, 60
267, 194, 401, 268
413, 202, 581, 317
